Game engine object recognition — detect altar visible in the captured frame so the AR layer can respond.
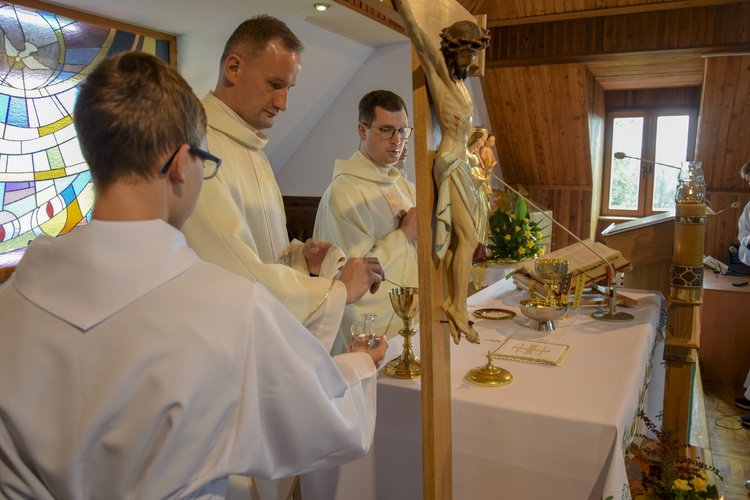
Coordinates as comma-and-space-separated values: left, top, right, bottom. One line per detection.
302, 279, 665, 500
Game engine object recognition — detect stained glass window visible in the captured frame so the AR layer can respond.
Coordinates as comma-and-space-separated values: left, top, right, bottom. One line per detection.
0, 2, 174, 259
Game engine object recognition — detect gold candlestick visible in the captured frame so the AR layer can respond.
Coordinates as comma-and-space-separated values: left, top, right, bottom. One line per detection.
465, 351, 513, 387
384, 287, 421, 379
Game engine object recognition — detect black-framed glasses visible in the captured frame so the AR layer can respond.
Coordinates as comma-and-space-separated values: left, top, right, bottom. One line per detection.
367, 125, 413, 141
160, 146, 222, 180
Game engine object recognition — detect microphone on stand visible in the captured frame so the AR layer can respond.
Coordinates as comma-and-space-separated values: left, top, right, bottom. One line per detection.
613, 152, 681, 170
490, 173, 634, 322
712, 201, 740, 215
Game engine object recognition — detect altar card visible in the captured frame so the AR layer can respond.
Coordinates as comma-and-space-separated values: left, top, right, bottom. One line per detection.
493, 339, 569, 366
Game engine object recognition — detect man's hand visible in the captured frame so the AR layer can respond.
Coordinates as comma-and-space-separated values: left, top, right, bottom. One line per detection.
364, 335, 388, 366
303, 238, 333, 276
398, 207, 418, 242
338, 257, 384, 304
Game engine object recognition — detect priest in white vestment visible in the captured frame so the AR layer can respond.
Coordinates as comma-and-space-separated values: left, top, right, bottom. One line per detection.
314, 90, 419, 355
180, 18, 379, 351
0, 51, 387, 500
738, 161, 750, 265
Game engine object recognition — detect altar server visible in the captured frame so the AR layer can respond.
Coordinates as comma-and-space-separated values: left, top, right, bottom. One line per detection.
181, 15, 381, 348
314, 90, 419, 354
0, 51, 387, 500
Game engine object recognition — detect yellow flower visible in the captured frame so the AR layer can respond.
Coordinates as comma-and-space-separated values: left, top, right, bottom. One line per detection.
518, 247, 526, 255
672, 479, 691, 491
538, 248, 545, 256
504, 234, 511, 241
696, 470, 707, 480
690, 475, 708, 492
514, 226, 521, 232
526, 240, 535, 248
536, 231, 543, 238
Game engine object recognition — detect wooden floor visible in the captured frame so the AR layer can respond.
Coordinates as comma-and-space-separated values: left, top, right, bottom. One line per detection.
701, 380, 750, 499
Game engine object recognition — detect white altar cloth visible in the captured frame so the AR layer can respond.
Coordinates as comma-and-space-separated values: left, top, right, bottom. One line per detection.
302, 279, 665, 500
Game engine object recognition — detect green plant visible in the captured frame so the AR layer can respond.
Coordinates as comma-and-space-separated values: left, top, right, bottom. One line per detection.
487, 187, 547, 261
624, 411, 723, 500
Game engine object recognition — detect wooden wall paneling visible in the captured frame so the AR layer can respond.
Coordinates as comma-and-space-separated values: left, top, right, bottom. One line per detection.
485, 63, 597, 248
704, 190, 750, 260
283, 196, 321, 242
697, 56, 750, 190
587, 68, 606, 238
604, 87, 702, 109
523, 186, 593, 250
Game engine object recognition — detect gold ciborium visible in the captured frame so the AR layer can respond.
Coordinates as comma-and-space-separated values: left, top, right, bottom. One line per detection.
519, 298, 567, 332
384, 287, 420, 379
519, 259, 569, 331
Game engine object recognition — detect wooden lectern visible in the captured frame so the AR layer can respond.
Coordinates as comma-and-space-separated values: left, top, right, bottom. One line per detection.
601, 210, 675, 298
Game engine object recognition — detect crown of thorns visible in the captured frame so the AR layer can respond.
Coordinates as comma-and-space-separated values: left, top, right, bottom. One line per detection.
439, 23, 490, 52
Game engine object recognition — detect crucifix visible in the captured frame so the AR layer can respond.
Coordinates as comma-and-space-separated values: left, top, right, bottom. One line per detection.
391, 0, 488, 497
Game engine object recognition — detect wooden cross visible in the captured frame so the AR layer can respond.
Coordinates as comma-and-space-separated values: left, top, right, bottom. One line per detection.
390, 0, 485, 498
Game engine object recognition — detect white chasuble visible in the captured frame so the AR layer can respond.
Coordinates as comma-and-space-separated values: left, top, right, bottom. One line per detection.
0, 220, 378, 499
314, 151, 418, 354
181, 93, 345, 350
739, 201, 750, 265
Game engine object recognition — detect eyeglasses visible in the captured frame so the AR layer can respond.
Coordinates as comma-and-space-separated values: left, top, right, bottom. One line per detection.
367, 125, 413, 141
160, 145, 222, 180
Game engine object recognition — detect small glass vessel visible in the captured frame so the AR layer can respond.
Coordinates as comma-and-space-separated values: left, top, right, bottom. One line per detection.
675, 161, 705, 203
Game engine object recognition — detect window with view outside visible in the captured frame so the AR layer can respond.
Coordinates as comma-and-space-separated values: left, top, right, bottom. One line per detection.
652, 115, 688, 210
609, 117, 644, 211
605, 110, 694, 217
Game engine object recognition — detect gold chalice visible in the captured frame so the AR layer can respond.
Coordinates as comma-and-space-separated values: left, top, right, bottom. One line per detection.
534, 258, 568, 305
384, 287, 420, 379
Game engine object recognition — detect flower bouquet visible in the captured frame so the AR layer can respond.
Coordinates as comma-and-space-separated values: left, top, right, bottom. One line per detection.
620, 412, 723, 500
486, 186, 548, 262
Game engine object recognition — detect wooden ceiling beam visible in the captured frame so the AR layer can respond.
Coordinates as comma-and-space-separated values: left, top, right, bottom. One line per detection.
485, 3, 750, 68
484, 0, 750, 28
333, 0, 404, 33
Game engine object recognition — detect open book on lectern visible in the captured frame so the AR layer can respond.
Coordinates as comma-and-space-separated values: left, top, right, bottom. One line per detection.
513, 239, 631, 289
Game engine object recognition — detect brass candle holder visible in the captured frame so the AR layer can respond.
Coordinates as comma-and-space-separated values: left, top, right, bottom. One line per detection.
383, 287, 421, 379
465, 350, 513, 387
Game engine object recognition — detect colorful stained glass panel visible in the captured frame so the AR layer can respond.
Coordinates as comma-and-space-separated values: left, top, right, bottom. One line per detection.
0, 2, 172, 254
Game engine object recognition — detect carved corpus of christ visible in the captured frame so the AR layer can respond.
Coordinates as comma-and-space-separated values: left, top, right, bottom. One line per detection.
394, 0, 489, 344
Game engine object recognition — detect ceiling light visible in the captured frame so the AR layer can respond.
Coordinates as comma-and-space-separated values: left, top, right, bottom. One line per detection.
314, 3, 330, 11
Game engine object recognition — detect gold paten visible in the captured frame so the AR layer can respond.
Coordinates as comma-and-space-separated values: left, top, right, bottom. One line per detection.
384, 287, 421, 379
473, 308, 516, 320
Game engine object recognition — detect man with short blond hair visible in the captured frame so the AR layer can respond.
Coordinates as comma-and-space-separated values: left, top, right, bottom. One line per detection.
181, 16, 384, 350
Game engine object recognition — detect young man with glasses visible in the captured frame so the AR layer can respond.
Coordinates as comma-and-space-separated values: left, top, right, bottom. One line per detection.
0, 52, 388, 499
181, 16, 385, 352
314, 90, 419, 354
